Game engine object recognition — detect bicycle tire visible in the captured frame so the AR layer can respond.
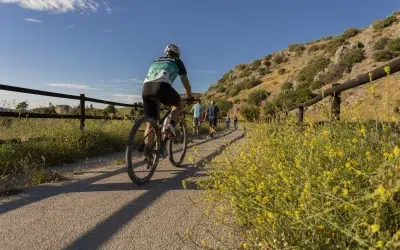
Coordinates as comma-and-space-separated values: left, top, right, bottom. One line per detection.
168, 121, 188, 167
126, 115, 160, 185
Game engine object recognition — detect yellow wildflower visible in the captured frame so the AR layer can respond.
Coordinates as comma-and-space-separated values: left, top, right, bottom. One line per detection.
256, 195, 262, 202
242, 243, 250, 249
359, 126, 367, 136
257, 181, 265, 191
376, 241, 384, 249
316, 225, 324, 231
396, 231, 400, 237
384, 66, 391, 75
343, 188, 349, 197
369, 72, 373, 82
369, 85, 375, 94
370, 224, 380, 233
375, 185, 386, 199
322, 130, 329, 136
262, 196, 269, 204
393, 146, 400, 157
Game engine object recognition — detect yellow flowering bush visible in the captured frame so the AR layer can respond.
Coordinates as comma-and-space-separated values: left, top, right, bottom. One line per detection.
202, 119, 400, 249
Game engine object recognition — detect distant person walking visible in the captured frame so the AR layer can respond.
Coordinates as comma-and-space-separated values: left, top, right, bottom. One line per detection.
191, 100, 203, 137
234, 115, 238, 129
205, 100, 219, 138
225, 115, 231, 129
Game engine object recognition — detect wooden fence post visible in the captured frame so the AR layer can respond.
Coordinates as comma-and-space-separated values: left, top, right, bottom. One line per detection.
80, 94, 85, 130
298, 106, 304, 123
331, 83, 341, 121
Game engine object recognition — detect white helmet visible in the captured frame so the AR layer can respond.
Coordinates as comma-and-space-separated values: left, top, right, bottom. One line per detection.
164, 43, 181, 57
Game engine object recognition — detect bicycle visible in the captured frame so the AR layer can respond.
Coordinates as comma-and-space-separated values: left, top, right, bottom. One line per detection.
126, 98, 195, 185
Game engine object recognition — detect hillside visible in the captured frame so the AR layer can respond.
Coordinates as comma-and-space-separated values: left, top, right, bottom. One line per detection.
204, 11, 400, 121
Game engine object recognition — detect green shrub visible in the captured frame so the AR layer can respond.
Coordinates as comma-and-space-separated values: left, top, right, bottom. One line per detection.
228, 84, 241, 97
294, 86, 313, 103
258, 67, 271, 76
342, 28, 360, 39
239, 69, 251, 78
373, 50, 396, 62
297, 57, 331, 86
387, 38, 400, 52
248, 78, 262, 88
315, 63, 346, 86
248, 90, 269, 106
263, 60, 272, 67
239, 105, 260, 121
320, 36, 333, 41
281, 82, 293, 91
374, 37, 390, 50
204, 121, 400, 249
288, 44, 306, 54
263, 101, 279, 116
340, 48, 366, 72
272, 53, 286, 64
263, 54, 273, 61
355, 41, 365, 49
217, 85, 226, 93
278, 68, 286, 75
373, 15, 397, 31
216, 99, 233, 116
308, 44, 323, 53
237, 64, 246, 70
325, 37, 346, 55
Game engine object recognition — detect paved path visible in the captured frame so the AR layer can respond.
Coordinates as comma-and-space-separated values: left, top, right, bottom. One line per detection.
0, 129, 244, 250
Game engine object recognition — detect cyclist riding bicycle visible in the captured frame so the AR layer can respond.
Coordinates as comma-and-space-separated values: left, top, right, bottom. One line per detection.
142, 44, 192, 156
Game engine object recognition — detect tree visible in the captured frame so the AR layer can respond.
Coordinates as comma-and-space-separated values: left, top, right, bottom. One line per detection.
16, 101, 29, 112
248, 90, 269, 106
240, 105, 260, 122
105, 104, 116, 115
216, 99, 233, 117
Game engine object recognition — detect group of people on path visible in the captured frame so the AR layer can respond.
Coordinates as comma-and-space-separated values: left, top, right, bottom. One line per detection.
191, 100, 238, 138
225, 115, 238, 129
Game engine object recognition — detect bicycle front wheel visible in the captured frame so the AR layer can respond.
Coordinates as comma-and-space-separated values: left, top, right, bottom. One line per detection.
168, 121, 188, 167
126, 116, 160, 185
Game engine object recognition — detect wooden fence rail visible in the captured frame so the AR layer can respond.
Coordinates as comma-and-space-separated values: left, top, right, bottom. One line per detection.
286, 56, 400, 123
0, 84, 148, 130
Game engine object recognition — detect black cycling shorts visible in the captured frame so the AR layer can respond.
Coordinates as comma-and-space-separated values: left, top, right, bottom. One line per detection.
209, 118, 217, 128
142, 82, 181, 119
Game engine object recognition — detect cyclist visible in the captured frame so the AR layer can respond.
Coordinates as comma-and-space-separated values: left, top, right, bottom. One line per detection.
142, 44, 192, 156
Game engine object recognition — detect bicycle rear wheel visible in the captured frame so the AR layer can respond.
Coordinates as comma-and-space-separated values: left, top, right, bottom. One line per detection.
126, 116, 160, 185
168, 121, 188, 167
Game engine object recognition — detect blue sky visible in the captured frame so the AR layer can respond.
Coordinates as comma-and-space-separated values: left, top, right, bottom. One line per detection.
0, 0, 399, 108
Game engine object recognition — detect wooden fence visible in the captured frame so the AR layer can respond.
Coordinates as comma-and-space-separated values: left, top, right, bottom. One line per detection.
285, 57, 400, 122
0, 84, 146, 130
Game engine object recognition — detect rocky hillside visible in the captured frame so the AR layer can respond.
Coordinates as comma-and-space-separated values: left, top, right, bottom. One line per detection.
204, 11, 400, 121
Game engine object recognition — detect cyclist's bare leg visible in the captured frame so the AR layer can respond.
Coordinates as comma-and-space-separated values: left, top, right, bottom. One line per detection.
170, 101, 182, 124
144, 122, 154, 151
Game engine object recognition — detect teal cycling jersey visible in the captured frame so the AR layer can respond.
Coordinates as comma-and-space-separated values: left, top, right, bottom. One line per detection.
143, 57, 187, 85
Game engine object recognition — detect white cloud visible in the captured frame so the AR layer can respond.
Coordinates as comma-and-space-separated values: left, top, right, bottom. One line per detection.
104, 1, 111, 13
112, 94, 142, 103
46, 83, 96, 90
0, 0, 110, 13
110, 78, 142, 84
103, 29, 112, 33
24, 18, 43, 23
